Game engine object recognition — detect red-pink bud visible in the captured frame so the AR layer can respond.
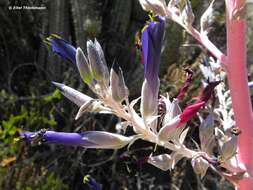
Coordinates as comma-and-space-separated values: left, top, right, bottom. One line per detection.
179, 101, 205, 125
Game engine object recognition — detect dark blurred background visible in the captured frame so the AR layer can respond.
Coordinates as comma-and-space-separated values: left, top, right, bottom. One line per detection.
1, 0, 252, 189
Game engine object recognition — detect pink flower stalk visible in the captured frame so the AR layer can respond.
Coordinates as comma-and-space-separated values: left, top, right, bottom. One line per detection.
225, 0, 253, 189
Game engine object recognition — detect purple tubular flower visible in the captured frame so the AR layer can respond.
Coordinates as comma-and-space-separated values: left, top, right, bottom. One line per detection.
20, 130, 96, 146
20, 130, 134, 149
46, 34, 76, 64
141, 16, 165, 88
140, 16, 165, 130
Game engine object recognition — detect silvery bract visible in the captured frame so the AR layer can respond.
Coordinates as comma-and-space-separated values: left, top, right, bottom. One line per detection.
162, 98, 181, 126
200, 0, 215, 35
52, 82, 92, 107
138, 0, 168, 16
148, 152, 183, 171
158, 115, 181, 142
220, 136, 238, 161
191, 156, 209, 179
109, 67, 129, 103
199, 113, 215, 155
182, 0, 195, 27
148, 154, 173, 171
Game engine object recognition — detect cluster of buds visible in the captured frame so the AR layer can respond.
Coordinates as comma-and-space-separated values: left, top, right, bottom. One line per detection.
19, 0, 250, 187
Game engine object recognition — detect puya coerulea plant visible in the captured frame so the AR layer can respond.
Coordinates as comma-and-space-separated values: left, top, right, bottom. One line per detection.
19, 0, 252, 189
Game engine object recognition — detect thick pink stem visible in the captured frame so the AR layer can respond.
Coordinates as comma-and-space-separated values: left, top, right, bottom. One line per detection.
225, 0, 253, 189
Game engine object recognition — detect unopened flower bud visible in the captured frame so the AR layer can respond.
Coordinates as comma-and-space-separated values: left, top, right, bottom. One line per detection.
76, 47, 93, 84
109, 67, 129, 103
87, 39, 109, 87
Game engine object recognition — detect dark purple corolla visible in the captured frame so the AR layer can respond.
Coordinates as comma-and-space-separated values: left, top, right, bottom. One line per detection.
19, 130, 134, 149
141, 16, 165, 88
46, 34, 76, 64
140, 16, 165, 131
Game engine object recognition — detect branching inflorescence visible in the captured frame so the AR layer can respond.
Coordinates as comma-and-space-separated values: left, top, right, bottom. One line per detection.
19, 0, 251, 188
